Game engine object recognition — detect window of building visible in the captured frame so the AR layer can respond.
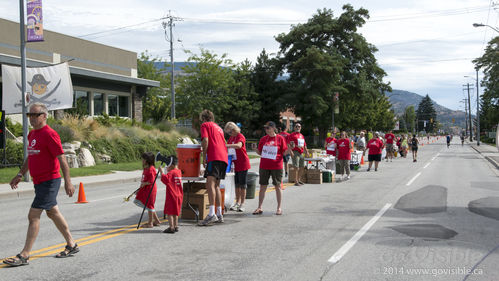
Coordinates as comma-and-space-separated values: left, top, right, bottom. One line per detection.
67, 90, 89, 116
118, 96, 129, 117
93, 93, 103, 115
108, 95, 118, 116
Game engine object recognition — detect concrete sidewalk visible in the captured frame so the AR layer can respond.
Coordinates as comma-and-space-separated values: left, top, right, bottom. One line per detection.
0, 157, 262, 199
469, 142, 499, 169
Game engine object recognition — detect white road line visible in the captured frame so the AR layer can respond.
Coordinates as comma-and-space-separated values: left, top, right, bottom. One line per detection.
328, 203, 392, 264
424, 163, 431, 169
406, 172, 421, 186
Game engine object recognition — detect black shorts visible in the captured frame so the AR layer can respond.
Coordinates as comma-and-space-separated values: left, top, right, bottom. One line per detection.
204, 161, 227, 180
235, 170, 248, 188
412, 147, 418, 151
368, 154, 382, 162
259, 168, 283, 186
32, 178, 61, 210
283, 154, 290, 163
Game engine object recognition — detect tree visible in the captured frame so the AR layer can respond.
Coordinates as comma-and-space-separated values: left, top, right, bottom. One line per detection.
175, 49, 235, 124
250, 49, 285, 134
275, 5, 392, 139
403, 105, 416, 133
473, 36, 498, 133
137, 52, 171, 122
416, 95, 437, 133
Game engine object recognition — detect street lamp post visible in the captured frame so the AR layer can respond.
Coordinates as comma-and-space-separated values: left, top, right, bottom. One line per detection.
473, 23, 499, 33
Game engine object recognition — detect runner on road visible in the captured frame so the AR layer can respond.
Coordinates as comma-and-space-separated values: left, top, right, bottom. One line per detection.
411, 134, 419, 162
446, 134, 451, 148
384, 131, 395, 162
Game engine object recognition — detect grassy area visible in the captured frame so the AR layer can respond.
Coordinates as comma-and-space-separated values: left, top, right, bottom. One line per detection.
0, 161, 142, 184
248, 154, 260, 159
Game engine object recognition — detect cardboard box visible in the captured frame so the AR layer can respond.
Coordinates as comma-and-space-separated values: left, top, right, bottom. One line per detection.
181, 189, 209, 220
288, 165, 307, 183
309, 149, 322, 158
306, 169, 323, 184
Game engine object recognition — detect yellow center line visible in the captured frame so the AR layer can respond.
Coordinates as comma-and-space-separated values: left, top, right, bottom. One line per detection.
1, 219, 168, 268
2, 183, 296, 268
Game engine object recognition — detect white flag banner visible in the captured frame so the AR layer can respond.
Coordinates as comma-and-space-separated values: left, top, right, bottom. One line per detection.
2, 62, 73, 114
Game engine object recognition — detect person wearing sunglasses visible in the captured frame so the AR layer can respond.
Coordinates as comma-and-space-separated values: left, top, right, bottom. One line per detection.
288, 123, 309, 186
4, 103, 79, 267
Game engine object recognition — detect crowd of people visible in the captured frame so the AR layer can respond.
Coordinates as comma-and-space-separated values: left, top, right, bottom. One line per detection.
4, 106, 429, 266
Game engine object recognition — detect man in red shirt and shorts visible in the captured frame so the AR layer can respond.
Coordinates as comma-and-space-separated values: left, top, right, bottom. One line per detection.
5, 103, 78, 267
384, 130, 395, 162
198, 110, 228, 226
288, 123, 309, 186
336, 131, 353, 180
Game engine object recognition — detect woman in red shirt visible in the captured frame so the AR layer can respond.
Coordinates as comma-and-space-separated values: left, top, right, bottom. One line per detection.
253, 121, 288, 216
225, 122, 251, 212
367, 132, 384, 172
324, 130, 337, 157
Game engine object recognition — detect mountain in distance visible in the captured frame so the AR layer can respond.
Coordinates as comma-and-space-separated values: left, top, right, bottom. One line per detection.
386, 89, 468, 128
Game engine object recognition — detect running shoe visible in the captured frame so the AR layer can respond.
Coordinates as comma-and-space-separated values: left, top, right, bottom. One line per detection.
198, 214, 218, 226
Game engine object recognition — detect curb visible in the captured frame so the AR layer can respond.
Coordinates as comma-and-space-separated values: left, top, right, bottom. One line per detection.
470, 145, 499, 170
0, 176, 142, 200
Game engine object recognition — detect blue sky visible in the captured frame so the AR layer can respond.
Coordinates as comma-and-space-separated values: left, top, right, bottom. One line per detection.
1, 0, 497, 112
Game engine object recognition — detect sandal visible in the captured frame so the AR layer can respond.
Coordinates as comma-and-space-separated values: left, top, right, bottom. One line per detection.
252, 209, 263, 215
163, 227, 175, 234
56, 243, 79, 258
3, 254, 29, 266
174, 227, 179, 232
276, 209, 283, 215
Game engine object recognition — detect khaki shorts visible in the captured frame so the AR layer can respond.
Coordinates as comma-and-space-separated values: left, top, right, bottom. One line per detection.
386, 143, 394, 153
291, 150, 305, 168
259, 168, 283, 186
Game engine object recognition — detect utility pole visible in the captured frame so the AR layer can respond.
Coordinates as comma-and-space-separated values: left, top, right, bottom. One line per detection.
476, 69, 480, 145
162, 11, 182, 120
461, 98, 468, 137
463, 83, 473, 141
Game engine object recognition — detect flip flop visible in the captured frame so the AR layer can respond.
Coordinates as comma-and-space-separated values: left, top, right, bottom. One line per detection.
252, 209, 263, 215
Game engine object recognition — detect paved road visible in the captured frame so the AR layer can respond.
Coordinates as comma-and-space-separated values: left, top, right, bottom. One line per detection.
1, 138, 498, 281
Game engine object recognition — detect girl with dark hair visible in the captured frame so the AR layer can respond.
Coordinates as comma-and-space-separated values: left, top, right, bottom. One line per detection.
134, 152, 161, 228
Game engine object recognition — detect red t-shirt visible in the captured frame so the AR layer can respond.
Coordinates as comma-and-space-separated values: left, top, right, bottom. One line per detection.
385, 133, 395, 144
28, 125, 64, 184
228, 133, 251, 172
258, 135, 288, 170
336, 138, 351, 160
325, 137, 336, 156
161, 168, 183, 216
288, 132, 306, 154
368, 138, 384, 155
278, 131, 290, 143
200, 122, 228, 164
135, 166, 158, 210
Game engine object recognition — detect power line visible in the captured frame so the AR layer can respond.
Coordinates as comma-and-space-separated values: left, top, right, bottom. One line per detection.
77, 17, 166, 38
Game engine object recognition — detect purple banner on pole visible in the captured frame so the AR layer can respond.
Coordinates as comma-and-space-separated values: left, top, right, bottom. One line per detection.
27, 0, 43, 42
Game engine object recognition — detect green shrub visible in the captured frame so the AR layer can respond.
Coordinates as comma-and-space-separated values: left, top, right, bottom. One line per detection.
0, 140, 24, 165
5, 117, 23, 137
49, 123, 75, 143
176, 127, 199, 139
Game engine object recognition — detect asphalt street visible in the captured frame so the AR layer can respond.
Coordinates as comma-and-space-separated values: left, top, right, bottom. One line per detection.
1, 137, 498, 281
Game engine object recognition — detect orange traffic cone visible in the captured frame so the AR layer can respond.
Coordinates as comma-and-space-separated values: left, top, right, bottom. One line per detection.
76, 182, 88, 203
361, 155, 365, 165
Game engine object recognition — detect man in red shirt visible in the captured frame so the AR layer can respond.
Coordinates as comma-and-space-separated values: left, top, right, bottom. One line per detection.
288, 123, 309, 186
367, 132, 384, 171
5, 103, 78, 267
199, 110, 228, 226
384, 130, 395, 162
336, 131, 353, 180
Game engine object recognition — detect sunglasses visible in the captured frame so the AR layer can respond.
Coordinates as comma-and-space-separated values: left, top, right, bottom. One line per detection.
26, 112, 44, 117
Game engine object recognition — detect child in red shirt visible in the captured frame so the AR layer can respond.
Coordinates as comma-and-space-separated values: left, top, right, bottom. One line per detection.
159, 155, 183, 234
134, 152, 161, 228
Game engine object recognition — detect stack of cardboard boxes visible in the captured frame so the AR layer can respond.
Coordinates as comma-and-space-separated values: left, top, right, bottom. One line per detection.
181, 183, 209, 220
306, 169, 323, 184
